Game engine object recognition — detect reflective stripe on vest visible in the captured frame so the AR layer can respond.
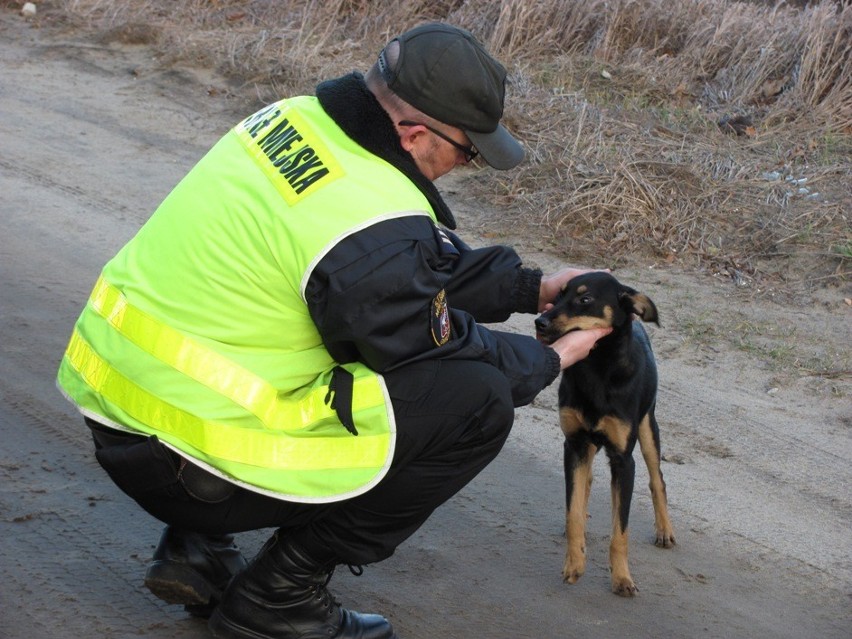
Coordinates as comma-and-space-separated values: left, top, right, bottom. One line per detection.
62, 329, 388, 470
86, 276, 383, 431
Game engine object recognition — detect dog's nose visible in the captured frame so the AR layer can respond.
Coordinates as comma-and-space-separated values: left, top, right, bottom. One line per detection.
534, 316, 549, 331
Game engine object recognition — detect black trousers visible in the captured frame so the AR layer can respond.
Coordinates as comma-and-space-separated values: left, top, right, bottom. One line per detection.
90, 359, 515, 566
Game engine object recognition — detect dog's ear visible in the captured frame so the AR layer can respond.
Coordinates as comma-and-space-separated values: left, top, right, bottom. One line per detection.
618, 286, 660, 326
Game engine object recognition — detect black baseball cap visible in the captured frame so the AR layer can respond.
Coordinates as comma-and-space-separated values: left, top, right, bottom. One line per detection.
378, 23, 525, 170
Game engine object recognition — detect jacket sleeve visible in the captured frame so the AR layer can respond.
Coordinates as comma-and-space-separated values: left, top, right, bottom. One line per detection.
305, 216, 560, 407
439, 228, 543, 322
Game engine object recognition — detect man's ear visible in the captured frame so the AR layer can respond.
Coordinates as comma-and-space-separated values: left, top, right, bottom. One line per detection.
618, 286, 660, 326
397, 123, 426, 154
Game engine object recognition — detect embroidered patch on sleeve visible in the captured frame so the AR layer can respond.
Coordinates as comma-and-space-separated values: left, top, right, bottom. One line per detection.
430, 289, 451, 346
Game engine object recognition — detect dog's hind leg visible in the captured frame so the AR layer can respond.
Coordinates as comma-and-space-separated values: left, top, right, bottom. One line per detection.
608, 449, 638, 597
563, 438, 596, 584
638, 410, 675, 548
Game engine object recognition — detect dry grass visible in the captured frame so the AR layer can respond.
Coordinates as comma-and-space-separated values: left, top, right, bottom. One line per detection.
39, 0, 852, 289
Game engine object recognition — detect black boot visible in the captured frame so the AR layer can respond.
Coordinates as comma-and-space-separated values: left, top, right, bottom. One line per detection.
208, 532, 397, 639
144, 526, 248, 618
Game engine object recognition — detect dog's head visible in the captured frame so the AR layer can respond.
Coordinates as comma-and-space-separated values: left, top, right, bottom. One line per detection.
534, 272, 659, 344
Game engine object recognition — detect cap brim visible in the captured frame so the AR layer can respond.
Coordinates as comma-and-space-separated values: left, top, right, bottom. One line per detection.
465, 123, 525, 170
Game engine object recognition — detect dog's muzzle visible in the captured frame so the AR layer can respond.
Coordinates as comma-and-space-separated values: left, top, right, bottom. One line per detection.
534, 316, 559, 344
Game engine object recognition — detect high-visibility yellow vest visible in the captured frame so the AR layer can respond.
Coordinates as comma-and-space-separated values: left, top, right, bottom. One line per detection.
57, 96, 436, 503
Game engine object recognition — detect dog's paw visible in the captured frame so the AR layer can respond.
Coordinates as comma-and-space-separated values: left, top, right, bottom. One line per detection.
655, 529, 676, 548
562, 568, 583, 584
562, 559, 585, 584
612, 576, 638, 597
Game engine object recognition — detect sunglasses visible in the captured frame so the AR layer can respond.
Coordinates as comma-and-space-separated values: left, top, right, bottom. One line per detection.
398, 120, 479, 163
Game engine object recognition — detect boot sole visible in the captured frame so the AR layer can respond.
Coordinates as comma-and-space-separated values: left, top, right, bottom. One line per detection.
208, 608, 272, 639
208, 608, 400, 639
144, 559, 219, 606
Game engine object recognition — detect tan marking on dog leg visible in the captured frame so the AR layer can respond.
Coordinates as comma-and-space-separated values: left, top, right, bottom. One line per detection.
609, 485, 637, 597
638, 415, 675, 548
563, 443, 596, 584
595, 416, 631, 454
560, 407, 585, 438
583, 456, 594, 521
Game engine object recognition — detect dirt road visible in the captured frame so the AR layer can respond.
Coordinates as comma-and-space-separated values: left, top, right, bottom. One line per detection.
1, 12, 850, 639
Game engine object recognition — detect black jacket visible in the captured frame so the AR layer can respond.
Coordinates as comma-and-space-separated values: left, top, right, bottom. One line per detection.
306, 73, 560, 407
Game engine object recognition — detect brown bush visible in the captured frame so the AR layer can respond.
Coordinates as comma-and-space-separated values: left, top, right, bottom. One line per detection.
53, 0, 851, 287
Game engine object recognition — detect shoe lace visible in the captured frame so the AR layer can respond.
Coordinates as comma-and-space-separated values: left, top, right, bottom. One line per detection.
311, 566, 340, 611
309, 565, 363, 612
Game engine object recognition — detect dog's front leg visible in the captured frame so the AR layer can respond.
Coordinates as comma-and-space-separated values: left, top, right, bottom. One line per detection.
563, 438, 595, 584
638, 411, 675, 548
608, 450, 638, 596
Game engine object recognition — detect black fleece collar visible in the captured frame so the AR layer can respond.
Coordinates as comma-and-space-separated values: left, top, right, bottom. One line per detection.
315, 72, 457, 230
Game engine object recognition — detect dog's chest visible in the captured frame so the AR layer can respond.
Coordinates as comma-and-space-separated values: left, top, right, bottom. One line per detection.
557, 362, 641, 452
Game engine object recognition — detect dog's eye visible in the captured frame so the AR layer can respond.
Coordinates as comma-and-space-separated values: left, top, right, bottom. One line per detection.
578, 295, 593, 305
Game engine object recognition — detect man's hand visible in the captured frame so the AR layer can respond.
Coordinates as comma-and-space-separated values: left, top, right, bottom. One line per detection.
538, 266, 609, 312
549, 327, 612, 370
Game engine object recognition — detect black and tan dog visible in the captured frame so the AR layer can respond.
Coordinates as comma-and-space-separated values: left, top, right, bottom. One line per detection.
535, 272, 675, 596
